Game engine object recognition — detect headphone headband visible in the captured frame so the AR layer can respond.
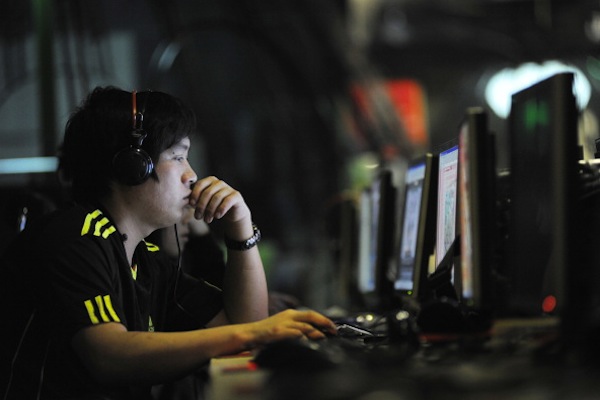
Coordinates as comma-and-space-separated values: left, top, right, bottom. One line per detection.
111, 90, 155, 185
132, 90, 145, 131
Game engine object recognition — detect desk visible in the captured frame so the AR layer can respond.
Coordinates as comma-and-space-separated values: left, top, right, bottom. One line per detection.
206, 320, 600, 400
207, 353, 268, 400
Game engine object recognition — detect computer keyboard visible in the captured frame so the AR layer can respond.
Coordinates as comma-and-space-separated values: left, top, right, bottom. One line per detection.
335, 322, 373, 337
332, 312, 388, 331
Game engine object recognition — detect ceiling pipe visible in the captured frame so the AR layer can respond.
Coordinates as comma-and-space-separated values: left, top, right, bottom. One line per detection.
32, 0, 57, 157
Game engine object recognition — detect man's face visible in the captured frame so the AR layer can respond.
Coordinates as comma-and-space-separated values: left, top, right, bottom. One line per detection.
138, 137, 197, 229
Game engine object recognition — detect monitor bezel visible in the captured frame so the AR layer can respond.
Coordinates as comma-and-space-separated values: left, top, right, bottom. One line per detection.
356, 169, 397, 311
393, 153, 438, 304
458, 107, 496, 312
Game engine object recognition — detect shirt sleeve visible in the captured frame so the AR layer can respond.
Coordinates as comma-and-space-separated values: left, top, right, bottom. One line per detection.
45, 236, 127, 337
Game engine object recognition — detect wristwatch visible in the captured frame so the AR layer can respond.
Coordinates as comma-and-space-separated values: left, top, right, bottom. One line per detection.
224, 224, 261, 251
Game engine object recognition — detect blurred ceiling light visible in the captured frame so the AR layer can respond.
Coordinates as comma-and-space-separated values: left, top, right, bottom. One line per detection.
0, 157, 58, 174
585, 11, 600, 43
380, 5, 411, 45
348, 0, 384, 48
485, 61, 591, 118
586, 56, 600, 82
150, 40, 183, 73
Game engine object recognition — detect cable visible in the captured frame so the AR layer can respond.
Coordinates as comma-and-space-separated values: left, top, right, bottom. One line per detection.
3, 311, 36, 400
172, 224, 193, 317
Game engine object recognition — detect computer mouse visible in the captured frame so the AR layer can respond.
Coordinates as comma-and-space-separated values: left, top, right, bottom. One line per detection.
252, 339, 343, 371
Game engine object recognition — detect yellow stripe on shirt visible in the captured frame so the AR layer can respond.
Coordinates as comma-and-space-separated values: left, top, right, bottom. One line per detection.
85, 295, 121, 324
80, 210, 119, 239
94, 295, 110, 322
81, 209, 103, 236
102, 225, 116, 239
84, 299, 99, 324
144, 241, 160, 252
103, 295, 121, 322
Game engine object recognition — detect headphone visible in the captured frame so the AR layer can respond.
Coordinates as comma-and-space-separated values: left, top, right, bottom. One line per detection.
111, 90, 155, 185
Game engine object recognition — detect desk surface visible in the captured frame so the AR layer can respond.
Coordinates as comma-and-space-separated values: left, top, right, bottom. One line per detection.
207, 353, 267, 400
208, 351, 599, 400
205, 319, 600, 400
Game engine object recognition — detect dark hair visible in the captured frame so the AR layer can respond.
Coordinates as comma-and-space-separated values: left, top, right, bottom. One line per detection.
59, 86, 196, 203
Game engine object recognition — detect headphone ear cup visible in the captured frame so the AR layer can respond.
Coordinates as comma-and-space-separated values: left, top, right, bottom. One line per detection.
112, 146, 154, 185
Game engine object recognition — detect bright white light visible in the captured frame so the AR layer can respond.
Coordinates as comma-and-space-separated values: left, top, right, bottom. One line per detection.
485, 61, 592, 119
0, 157, 58, 174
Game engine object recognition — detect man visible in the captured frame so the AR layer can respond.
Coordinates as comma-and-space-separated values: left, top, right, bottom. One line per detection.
0, 87, 335, 399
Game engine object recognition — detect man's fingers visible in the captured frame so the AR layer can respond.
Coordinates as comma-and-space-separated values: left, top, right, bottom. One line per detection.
296, 310, 337, 335
189, 177, 246, 223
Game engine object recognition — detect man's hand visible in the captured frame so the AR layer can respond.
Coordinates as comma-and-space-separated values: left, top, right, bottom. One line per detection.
188, 176, 251, 225
246, 309, 337, 345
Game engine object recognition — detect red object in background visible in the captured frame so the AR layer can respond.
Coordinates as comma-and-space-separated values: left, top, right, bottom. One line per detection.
350, 79, 428, 150
542, 295, 557, 314
384, 79, 428, 148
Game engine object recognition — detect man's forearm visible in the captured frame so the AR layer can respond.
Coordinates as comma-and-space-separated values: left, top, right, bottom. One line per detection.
222, 246, 269, 323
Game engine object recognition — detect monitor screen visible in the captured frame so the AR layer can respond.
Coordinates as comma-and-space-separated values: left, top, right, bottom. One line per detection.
357, 186, 376, 295
435, 141, 460, 271
505, 72, 578, 317
458, 107, 496, 311
395, 154, 438, 301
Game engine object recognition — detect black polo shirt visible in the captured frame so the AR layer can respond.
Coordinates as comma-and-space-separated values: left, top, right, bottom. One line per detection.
0, 203, 223, 400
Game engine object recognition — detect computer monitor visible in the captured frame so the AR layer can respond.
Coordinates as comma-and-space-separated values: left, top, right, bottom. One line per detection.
357, 186, 376, 297
435, 140, 460, 267
356, 169, 396, 311
504, 72, 578, 318
423, 139, 462, 301
458, 107, 496, 313
393, 153, 438, 303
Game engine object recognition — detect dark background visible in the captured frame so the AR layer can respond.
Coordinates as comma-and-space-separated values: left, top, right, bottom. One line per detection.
1, 0, 599, 308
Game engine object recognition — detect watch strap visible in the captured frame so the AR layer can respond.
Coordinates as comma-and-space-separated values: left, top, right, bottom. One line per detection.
224, 224, 261, 251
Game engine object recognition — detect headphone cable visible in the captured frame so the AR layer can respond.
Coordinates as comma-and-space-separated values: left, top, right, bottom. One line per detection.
172, 224, 193, 316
